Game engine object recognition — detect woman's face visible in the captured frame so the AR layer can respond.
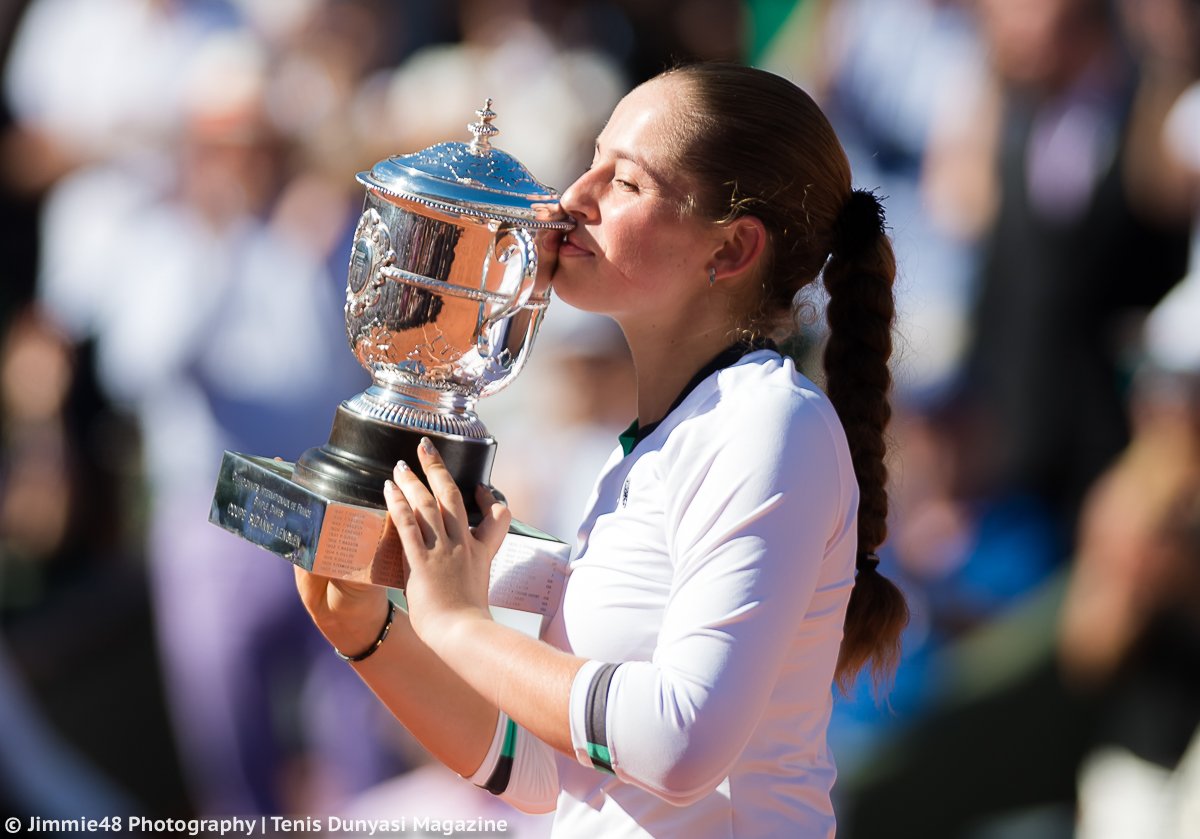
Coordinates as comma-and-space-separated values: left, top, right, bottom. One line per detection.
552, 76, 722, 320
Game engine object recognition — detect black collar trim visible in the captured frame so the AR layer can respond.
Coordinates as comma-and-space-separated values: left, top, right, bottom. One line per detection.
618, 338, 777, 456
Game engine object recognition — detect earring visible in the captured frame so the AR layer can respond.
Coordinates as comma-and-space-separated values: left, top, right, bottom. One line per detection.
708, 267, 716, 287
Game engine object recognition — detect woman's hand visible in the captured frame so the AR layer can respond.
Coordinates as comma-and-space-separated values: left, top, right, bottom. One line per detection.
384, 437, 511, 648
294, 565, 394, 659
284, 456, 395, 658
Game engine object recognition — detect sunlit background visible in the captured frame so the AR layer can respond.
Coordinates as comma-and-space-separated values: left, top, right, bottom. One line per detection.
1, 1, 1198, 837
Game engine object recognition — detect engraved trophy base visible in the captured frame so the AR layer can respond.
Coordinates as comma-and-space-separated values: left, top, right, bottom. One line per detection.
209, 452, 570, 619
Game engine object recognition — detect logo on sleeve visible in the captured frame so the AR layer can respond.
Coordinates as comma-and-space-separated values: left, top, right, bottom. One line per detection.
620, 478, 630, 509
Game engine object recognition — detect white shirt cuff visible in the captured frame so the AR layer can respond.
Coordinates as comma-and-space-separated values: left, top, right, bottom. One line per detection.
465, 711, 508, 785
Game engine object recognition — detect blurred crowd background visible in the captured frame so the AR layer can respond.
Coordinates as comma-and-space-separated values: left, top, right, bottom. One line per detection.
0, 0, 1198, 836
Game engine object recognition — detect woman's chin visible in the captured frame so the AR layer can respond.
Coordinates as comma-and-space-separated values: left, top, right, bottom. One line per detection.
547, 280, 600, 314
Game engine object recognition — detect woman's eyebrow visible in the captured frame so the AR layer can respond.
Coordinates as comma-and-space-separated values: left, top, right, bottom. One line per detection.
595, 141, 666, 184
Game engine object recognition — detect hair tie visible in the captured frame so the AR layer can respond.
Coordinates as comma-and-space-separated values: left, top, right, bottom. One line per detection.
832, 188, 886, 259
856, 551, 880, 574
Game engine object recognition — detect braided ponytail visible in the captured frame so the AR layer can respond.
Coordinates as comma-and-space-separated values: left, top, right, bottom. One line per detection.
824, 190, 909, 692
663, 62, 909, 693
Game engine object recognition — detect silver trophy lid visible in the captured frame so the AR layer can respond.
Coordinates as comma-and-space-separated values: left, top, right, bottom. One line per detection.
357, 99, 572, 230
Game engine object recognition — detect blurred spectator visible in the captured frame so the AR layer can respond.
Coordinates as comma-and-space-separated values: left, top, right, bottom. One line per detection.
932, 0, 1192, 541
0, 308, 147, 820
820, 0, 983, 399
1066, 32, 1200, 834
1065, 382, 1200, 839
801, 0, 997, 780
837, 0, 1196, 836
357, 0, 626, 192
0, 633, 137, 819
0, 0, 43, 331
25, 14, 407, 815
870, 0, 1195, 667
609, 0, 746, 82
4, 0, 239, 167
0, 0, 197, 816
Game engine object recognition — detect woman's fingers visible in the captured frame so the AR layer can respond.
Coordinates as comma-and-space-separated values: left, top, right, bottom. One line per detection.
473, 483, 511, 556
416, 437, 470, 541
294, 563, 323, 605
386, 464, 439, 549
376, 447, 511, 638
385, 441, 510, 562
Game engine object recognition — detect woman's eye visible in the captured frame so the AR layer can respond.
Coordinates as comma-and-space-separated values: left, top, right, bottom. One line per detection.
614, 178, 638, 192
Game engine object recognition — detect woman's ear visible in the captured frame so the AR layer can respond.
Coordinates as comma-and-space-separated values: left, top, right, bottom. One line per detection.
710, 215, 767, 282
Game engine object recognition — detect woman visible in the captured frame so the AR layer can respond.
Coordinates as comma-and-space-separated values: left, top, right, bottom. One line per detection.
296, 62, 908, 837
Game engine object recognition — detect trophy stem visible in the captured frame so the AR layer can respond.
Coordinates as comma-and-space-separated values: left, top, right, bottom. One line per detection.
345, 383, 490, 439
294, 403, 496, 520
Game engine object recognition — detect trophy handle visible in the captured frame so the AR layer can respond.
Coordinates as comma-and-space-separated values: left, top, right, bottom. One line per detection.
483, 226, 538, 327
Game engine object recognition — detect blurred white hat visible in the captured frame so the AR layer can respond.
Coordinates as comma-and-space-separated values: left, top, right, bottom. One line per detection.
1144, 81, 1200, 375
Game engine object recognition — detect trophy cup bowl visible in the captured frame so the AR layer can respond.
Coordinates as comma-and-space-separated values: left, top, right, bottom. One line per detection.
209, 100, 575, 592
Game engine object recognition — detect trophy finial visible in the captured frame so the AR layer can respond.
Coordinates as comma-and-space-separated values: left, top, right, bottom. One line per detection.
468, 98, 499, 153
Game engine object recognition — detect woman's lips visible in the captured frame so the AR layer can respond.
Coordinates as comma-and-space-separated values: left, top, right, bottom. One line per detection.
558, 233, 593, 257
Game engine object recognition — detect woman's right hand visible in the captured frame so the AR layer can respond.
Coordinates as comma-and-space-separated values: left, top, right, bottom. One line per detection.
294, 566, 396, 658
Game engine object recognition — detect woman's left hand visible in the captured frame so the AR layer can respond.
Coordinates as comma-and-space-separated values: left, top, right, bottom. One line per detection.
383, 437, 511, 646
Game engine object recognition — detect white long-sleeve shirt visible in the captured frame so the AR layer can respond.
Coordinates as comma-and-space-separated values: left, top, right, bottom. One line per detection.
471, 349, 859, 838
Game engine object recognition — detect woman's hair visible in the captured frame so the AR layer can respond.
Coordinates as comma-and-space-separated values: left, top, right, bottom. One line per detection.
663, 61, 909, 692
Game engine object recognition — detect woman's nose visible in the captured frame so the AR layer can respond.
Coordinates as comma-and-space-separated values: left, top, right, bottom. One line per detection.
559, 169, 597, 222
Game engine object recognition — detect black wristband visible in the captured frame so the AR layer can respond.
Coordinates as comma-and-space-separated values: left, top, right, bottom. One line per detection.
334, 601, 396, 663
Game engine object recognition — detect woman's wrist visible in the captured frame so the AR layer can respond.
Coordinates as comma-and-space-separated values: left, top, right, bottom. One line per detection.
321, 596, 406, 659
334, 601, 398, 662
413, 608, 497, 683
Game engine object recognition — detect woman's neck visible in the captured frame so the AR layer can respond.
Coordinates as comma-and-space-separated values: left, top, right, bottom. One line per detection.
624, 321, 741, 427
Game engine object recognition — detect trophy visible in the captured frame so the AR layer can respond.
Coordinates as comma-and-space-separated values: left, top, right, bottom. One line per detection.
210, 100, 573, 607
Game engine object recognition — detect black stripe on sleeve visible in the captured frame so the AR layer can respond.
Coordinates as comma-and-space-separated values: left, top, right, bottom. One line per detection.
584, 663, 620, 774
481, 717, 518, 795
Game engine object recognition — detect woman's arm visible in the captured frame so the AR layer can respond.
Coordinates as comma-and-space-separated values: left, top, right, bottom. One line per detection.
297, 561, 565, 812
296, 435, 585, 776
293, 569, 502, 777
570, 394, 853, 804
383, 440, 586, 757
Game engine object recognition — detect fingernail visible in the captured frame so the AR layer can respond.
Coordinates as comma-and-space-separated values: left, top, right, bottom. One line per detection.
479, 484, 507, 505
419, 437, 436, 455
394, 460, 410, 475
383, 479, 398, 496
